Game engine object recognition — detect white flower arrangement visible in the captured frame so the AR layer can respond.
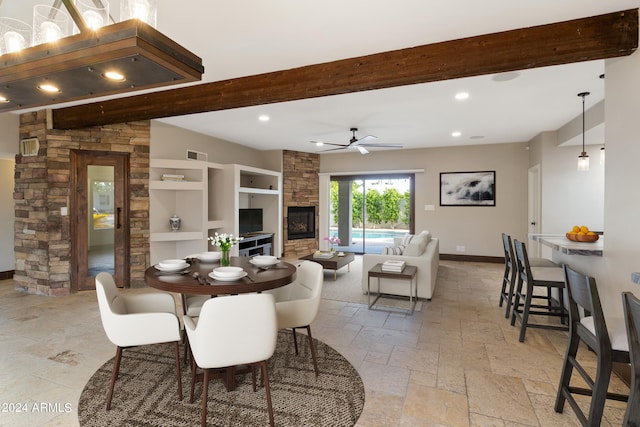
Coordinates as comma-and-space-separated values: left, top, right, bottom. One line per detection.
208, 232, 243, 251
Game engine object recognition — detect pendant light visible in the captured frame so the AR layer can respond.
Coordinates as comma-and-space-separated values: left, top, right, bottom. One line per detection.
577, 92, 590, 172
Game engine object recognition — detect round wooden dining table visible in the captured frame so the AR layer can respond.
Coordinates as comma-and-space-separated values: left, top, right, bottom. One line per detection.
144, 256, 297, 296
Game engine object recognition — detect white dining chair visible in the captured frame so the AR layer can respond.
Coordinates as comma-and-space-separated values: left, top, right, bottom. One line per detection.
266, 260, 324, 376
180, 293, 211, 363
184, 293, 278, 427
95, 272, 183, 410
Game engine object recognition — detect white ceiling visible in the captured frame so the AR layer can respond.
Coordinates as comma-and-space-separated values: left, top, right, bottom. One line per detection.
3, 0, 639, 153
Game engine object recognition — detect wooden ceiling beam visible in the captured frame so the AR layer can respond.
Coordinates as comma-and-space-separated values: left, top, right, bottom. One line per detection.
52, 9, 638, 130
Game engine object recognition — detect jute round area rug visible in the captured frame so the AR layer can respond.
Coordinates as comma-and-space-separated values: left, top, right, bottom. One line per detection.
79, 332, 365, 426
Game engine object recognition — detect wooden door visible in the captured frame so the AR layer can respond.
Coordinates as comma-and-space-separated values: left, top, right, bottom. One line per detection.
70, 150, 129, 290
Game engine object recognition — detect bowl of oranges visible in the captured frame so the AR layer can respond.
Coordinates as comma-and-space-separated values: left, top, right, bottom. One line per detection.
566, 225, 599, 243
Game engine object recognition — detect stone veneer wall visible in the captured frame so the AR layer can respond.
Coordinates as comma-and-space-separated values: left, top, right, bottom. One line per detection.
282, 150, 320, 258
13, 110, 150, 296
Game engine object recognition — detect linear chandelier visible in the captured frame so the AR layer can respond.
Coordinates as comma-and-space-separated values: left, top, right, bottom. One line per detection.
0, 0, 203, 113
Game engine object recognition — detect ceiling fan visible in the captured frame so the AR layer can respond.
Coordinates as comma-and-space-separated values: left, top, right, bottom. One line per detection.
311, 127, 403, 154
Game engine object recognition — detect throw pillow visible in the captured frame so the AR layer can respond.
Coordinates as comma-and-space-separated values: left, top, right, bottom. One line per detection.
403, 236, 427, 256
382, 245, 404, 255
401, 233, 414, 246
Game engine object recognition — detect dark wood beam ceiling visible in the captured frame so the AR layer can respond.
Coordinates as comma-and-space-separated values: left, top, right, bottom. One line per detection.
52, 9, 638, 130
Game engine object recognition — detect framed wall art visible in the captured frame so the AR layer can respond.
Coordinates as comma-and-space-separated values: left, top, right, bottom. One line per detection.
440, 171, 495, 206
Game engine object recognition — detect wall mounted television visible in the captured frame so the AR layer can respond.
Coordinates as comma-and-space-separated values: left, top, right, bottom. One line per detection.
239, 208, 263, 235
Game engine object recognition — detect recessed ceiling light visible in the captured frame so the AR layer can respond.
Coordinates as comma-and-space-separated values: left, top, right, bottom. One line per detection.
0, 96, 9, 103
102, 71, 126, 81
258, 115, 270, 122
451, 131, 462, 137
37, 83, 60, 93
454, 92, 469, 100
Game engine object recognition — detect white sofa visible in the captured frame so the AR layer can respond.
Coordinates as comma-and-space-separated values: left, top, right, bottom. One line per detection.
361, 230, 439, 300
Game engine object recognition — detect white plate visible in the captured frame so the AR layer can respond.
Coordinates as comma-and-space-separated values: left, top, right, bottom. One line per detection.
197, 251, 221, 262
154, 263, 188, 272
208, 271, 248, 282
213, 266, 244, 277
158, 259, 188, 269
250, 256, 278, 267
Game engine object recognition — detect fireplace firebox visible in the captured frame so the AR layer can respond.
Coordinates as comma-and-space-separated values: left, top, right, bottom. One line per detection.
287, 206, 315, 240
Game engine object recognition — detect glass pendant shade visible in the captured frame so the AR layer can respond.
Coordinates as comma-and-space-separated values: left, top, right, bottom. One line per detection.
0, 18, 32, 54
74, 0, 110, 31
577, 92, 590, 172
577, 153, 589, 171
32, 5, 72, 46
120, 0, 157, 27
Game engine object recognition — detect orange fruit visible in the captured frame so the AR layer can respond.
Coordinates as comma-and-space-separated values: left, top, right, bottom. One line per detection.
571, 225, 580, 233
580, 226, 589, 233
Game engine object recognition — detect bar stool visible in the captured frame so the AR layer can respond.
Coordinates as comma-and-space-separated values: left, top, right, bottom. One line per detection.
622, 292, 640, 426
499, 233, 556, 319
555, 266, 629, 426
510, 239, 568, 342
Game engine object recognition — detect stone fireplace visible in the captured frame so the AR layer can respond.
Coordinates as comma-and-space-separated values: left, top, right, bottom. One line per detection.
282, 150, 319, 257
287, 206, 315, 240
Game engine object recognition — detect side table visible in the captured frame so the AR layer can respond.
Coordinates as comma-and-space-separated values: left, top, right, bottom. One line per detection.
367, 263, 418, 314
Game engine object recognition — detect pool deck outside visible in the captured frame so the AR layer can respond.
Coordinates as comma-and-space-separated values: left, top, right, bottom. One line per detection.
332, 227, 409, 254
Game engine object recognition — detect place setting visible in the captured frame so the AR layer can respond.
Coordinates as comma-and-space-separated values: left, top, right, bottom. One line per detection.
208, 266, 252, 283
153, 259, 191, 274
249, 255, 287, 271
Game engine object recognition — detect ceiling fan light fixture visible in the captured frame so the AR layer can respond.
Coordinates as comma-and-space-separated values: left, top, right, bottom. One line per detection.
357, 146, 369, 155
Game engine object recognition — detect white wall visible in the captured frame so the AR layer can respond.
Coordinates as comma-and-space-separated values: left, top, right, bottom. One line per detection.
549, 50, 640, 318
320, 142, 530, 257
538, 134, 605, 234
150, 121, 282, 172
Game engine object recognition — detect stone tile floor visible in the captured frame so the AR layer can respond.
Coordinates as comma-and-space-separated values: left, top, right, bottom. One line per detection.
0, 260, 630, 426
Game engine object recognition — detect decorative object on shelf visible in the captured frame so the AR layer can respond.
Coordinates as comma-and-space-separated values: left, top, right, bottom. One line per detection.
169, 214, 181, 232
577, 91, 590, 172
208, 232, 243, 266
324, 236, 341, 252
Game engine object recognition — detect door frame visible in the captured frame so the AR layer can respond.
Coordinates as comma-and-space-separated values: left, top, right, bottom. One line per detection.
527, 164, 542, 257
70, 150, 130, 291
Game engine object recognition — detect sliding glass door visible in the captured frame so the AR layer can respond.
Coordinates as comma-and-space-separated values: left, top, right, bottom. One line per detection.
329, 174, 414, 254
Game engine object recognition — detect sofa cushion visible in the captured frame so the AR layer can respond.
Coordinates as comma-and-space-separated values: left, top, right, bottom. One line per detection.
382, 245, 404, 255
401, 233, 414, 246
403, 235, 427, 256
415, 230, 431, 244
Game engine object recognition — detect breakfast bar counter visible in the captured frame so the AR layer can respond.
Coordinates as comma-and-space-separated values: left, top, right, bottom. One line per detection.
531, 234, 603, 257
